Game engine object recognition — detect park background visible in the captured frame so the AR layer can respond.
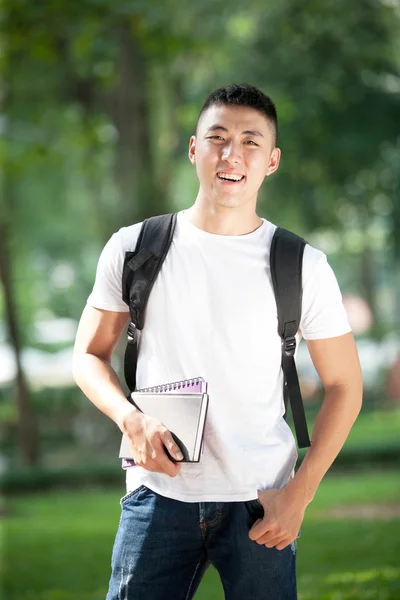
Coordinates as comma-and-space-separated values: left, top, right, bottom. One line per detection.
1, 1, 400, 599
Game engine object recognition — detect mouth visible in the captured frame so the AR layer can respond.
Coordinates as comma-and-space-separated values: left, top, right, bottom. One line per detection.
216, 172, 245, 185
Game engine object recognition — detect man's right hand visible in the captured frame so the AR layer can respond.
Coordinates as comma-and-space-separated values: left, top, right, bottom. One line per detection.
121, 406, 184, 477
73, 305, 183, 477
72, 307, 183, 478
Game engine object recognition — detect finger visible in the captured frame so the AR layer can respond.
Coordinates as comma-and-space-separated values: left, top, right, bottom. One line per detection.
155, 445, 182, 477
159, 430, 184, 461
275, 538, 292, 551
248, 518, 262, 539
136, 447, 162, 472
248, 519, 274, 541
258, 528, 290, 545
159, 455, 182, 477
136, 439, 177, 475
262, 535, 285, 549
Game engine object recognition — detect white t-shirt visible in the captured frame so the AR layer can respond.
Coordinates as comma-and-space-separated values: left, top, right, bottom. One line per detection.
87, 210, 351, 502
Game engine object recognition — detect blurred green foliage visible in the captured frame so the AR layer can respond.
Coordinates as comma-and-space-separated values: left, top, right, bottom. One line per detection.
1, 9, 399, 600
2, 0, 399, 333
1, 0, 400, 463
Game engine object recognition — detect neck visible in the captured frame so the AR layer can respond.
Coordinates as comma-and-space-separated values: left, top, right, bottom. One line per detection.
184, 197, 263, 237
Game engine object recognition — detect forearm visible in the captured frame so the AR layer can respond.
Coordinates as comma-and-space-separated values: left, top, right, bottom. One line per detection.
286, 382, 362, 506
72, 353, 138, 433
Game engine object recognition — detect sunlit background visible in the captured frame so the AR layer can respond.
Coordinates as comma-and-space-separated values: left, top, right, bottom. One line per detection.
1, 1, 400, 599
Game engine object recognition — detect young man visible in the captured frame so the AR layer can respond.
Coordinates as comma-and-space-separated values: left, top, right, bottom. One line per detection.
73, 84, 362, 600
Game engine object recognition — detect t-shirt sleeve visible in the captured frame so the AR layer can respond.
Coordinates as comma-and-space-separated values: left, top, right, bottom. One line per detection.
299, 247, 352, 340
87, 229, 131, 313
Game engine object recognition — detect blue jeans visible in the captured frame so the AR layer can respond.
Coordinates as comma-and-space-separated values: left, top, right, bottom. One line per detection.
106, 484, 297, 600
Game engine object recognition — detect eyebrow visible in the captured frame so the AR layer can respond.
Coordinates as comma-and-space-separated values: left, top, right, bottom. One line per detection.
205, 125, 264, 138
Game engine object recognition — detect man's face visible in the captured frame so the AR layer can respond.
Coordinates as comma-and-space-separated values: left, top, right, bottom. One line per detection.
188, 104, 280, 210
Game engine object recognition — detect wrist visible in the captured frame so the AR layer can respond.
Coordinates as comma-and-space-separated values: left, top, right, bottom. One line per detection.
283, 475, 315, 509
115, 401, 141, 434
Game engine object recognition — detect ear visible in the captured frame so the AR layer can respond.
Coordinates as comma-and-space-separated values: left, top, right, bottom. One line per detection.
188, 136, 196, 165
266, 147, 281, 177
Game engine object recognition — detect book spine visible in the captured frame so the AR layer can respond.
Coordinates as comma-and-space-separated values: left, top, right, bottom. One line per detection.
193, 393, 209, 462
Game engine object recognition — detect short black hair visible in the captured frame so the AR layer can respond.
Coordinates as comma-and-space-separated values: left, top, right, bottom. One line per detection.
196, 84, 278, 145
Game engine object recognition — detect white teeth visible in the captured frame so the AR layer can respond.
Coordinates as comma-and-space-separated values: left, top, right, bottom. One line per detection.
217, 173, 243, 181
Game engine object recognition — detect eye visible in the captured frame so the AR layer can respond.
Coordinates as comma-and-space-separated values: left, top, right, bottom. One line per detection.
207, 135, 224, 141
245, 140, 258, 146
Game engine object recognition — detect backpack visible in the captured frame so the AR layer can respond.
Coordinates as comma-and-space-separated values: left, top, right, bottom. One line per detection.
121, 213, 311, 449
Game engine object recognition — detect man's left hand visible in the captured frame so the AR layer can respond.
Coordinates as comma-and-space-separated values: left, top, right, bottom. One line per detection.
248, 487, 306, 551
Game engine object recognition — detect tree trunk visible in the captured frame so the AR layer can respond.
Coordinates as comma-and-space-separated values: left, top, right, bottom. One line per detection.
108, 22, 166, 227
0, 216, 40, 465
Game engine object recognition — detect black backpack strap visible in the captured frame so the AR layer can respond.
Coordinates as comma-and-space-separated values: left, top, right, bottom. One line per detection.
122, 213, 177, 393
270, 227, 311, 449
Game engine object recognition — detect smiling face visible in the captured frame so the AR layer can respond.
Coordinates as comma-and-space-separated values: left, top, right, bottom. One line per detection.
188, 104, 281, 212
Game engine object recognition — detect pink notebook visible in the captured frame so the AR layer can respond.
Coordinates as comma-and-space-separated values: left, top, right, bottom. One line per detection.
122, 377, 208, 469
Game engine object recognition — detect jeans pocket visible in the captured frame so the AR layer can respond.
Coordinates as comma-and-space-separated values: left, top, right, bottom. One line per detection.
245, 498, 265, 526
120, 484, 146, 506
248, 498, 264, 511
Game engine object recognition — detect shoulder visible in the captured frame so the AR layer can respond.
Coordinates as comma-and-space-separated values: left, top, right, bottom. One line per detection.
97, 221, 144, 266
114, 221, 144, 254
267, 222, 326, 281
86, 221, 143, 312
299, 241, 351, 339
302, 242, 327, 285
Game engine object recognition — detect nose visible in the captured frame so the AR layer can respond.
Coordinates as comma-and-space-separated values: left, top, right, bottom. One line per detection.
221, 141, 242, 165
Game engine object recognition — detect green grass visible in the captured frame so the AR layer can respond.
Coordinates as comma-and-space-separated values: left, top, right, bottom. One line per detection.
2, 471, 400, 600
342, 408, 400, 448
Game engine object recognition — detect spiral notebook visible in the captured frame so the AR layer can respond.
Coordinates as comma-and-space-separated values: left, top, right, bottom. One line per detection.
120, 377, 209, 468
138, 377, 207, 395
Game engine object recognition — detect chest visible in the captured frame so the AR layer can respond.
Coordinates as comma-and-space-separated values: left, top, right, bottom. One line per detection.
145, 238, 279, 343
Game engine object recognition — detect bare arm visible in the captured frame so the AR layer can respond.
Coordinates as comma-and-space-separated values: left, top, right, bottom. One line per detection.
250, 331, 363, 548
72, 305, 183, 476
72, 305, 132, 428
